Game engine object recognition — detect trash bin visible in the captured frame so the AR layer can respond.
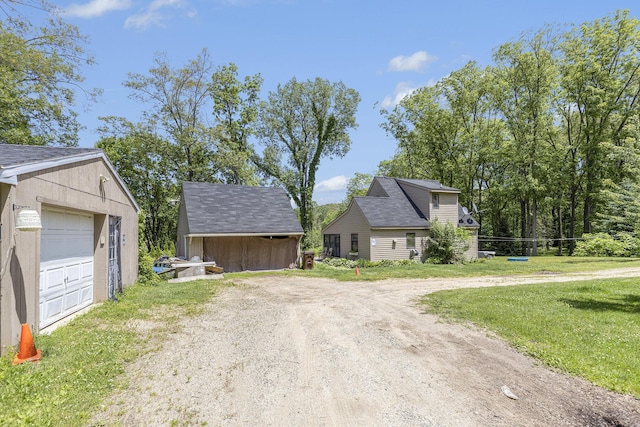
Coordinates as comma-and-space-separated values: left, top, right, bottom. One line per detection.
302, 251, 315, 270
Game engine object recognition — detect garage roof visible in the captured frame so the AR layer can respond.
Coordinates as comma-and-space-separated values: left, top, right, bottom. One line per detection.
181, 181, 304, 236
0, 144, 139, 212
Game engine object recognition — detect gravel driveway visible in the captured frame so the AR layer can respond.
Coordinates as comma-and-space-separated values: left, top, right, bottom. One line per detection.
93, 268, 640, 426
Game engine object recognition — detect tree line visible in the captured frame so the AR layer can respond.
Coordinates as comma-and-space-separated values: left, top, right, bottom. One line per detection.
3, 2, 640, 257
379, 10, 640, 255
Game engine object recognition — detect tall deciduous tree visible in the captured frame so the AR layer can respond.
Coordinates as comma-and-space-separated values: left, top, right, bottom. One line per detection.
210, 63, 263, 185
254, 77, 360, 246
124, 49, 215, 183
559, 10, 640, 235
491, 29, 559, 255
0, 0, 98, 145
96, 117, 177, 252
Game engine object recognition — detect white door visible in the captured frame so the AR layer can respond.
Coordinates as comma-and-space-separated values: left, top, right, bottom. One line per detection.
39, 208, 94, 328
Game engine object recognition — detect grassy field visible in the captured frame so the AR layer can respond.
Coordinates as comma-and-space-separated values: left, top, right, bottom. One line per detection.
0, 279, 229, 427
267, 255, 640, 281
422, 277, 640, 398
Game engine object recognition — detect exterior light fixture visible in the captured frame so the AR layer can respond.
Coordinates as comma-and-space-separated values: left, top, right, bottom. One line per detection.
13, 205, 42, 232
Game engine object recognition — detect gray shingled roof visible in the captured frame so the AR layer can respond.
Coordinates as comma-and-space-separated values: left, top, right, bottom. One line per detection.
350, 177, 478, 229
396, 178, 460, 192
181, 182, 304, 235
354, 177, 429, 228
0, 144, 101, 168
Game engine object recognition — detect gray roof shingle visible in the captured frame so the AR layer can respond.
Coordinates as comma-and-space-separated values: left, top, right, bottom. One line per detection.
181, 182, 304, 235
350, 177, 477, 229
0, 144, 101, 168
355, 177, 429, 228
396, 178, 460, 192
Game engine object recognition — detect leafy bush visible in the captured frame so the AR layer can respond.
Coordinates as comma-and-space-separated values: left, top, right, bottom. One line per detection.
137, 251, 162, 286
424, 220, 471, 264
573, 232, 640, 257
321, 257, 416, 269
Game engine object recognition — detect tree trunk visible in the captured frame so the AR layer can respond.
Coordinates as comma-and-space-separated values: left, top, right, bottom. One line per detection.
532, 198, 538, 256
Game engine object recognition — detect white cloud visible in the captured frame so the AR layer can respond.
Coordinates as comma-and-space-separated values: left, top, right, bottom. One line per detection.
387, 51, 437, 73
63, 0, 131, 18
315, 175, 348, 192
125, 0, 190, 30
380, 82, 420, 108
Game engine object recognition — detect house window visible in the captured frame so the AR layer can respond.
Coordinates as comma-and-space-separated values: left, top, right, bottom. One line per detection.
323, 234, 340, 257
351, 233, 358, 252
432, 193, 439, 208
406, 232, 416, 249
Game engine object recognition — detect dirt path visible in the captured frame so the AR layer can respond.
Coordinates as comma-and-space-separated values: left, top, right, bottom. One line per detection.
93, 268, 640, 426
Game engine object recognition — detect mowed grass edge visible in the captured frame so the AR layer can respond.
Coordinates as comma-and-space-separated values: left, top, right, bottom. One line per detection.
0, 279, 231, 427
422, 277, 640, 397
280, 256, 640, 281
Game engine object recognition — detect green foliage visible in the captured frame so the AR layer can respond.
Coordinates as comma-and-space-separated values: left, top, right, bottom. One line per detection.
423, 278, 640, 397
380, 10, 640, 256
0, 1, 99, 145
97, 119, 178, 252
424, 220, 471, 264
321, 257, 415, 269
573, 232, 640, 257
210, 62, 264, 185
254, 77, 361, 245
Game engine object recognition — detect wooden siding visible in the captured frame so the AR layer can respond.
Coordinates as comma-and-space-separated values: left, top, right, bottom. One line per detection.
370, 229, 428, 261
175, 192, 190, 257
0, 158, 138, 354
322, 203, 371, 260
431, 192, 458, 224
188, 236, 203, 260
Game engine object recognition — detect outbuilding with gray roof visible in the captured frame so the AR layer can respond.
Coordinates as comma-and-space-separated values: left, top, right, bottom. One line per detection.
176, 182, 304, 272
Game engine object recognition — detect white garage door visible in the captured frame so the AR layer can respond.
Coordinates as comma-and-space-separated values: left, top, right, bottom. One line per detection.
39, 208, 94, 328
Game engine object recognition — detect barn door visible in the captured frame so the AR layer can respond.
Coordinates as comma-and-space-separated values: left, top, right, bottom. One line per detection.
108, 216, 122, 300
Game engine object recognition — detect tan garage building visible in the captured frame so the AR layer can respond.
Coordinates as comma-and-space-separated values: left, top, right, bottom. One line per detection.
0, 145, 139, 354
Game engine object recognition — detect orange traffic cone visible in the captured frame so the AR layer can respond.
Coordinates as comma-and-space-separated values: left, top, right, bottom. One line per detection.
13, 323, 42, 365
355, 266, 360, 276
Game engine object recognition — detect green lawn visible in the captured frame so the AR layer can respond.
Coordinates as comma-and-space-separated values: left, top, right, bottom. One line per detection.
422, 277, 640, 397
0, 279, 229, 427
268, 256, 640, 281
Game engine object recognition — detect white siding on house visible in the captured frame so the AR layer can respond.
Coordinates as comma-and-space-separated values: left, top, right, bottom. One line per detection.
431, 192, 458, 224
322, 203, 371, 260
370, 229, 427, 261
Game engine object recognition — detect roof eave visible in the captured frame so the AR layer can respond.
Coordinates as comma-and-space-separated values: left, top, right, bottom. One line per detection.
0, 151, 140, 213
186, 232, 304, 237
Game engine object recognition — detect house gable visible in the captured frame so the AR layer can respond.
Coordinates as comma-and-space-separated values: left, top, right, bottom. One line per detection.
321, 176, 479, 262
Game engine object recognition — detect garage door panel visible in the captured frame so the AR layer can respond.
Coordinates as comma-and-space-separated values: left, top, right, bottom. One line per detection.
43, 210, 66, 230
42, 268, 65, 292
43, 296, 63, 319
40, 208, 95, 329
80, 261, 93, 279
63, 290, 80, 310
80, 285, 93, 304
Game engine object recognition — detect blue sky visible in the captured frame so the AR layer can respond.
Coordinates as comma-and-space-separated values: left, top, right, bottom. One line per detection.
54, 0, 639, 204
